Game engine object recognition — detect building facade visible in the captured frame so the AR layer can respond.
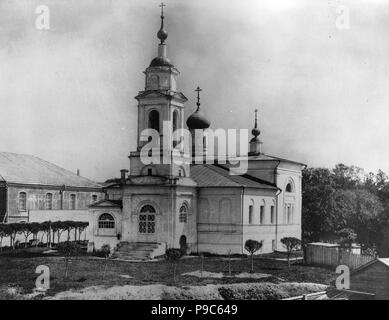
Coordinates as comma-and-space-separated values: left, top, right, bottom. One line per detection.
0, 152, 104, 223
87, 6, 305, 255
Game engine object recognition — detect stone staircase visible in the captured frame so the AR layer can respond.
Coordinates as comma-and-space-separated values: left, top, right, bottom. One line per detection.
113, 242, 166, 261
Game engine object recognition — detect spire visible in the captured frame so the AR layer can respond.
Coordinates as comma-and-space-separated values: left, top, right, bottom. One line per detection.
195, 86, 202, 110
251, 109, 260, 139
249, 108, 262, 156
157, 2, 168, 44
150, 2, 173, 67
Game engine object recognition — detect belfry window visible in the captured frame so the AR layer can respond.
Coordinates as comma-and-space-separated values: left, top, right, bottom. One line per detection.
148, 110, 160, 133
179, 205, 188, 223
286, 183, 293, 193
173, 110, 178, 132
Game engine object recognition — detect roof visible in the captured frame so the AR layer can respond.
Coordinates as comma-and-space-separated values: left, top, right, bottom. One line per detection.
350, 258, 389, 276
0, 152, 102, 189
229, 153, 306, 166
378, 258, 389, 267
191, 164, 278, 190
307, 242, 340, 247
89, 199, 122, 209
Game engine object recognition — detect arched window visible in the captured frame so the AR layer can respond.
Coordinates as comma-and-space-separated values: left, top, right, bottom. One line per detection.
179, 204, 188, 223
19, 192, 27, 211
139, 205, 156, 234
70, 194, 76, 210
45, 193, 53, 210
249, 200, 254, 224
286, 182, 294, 193
148, 110, 160, 132
173, 110, 178, 132
98, 213, 115, 229
259, 200, 265, 224
270, 201, 276, 224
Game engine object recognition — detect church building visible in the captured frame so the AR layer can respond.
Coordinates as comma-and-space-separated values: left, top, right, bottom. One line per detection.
88, 5, 305, 257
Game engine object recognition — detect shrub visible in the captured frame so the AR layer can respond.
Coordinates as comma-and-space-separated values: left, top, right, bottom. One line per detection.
244, 239, 263, 273
281, 237, 302, 267
165, 248, 182, 282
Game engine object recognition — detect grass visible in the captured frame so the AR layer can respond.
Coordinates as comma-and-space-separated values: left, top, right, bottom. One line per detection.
0, 251, 336, 298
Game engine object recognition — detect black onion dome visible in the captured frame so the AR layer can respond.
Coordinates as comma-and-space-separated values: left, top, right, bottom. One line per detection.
150, 56, 174, 67
186, 108, 211, 129
251, 127, 260, 137
157, 28, 168, 43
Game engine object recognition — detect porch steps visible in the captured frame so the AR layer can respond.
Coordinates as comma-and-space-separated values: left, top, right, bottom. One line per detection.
113, 242, 166, 261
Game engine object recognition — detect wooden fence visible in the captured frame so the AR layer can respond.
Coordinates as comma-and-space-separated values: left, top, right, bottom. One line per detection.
306, 244, 375, 270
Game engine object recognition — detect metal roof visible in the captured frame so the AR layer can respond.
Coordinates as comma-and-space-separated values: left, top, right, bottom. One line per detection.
0, 152, 101, 189
191, 164, 278, 190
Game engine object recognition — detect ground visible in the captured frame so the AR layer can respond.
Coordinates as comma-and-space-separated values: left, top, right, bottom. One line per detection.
0, 248, 336, 299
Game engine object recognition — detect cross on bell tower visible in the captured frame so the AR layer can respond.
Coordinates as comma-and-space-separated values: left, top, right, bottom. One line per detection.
249, 108, 263, 156
195, 86, 202, 108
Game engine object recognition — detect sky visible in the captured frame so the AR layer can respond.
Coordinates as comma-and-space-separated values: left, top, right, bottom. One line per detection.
0, 0, 389, 182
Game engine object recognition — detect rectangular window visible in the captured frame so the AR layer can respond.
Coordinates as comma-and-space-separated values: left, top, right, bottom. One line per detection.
272, 239, 276, 251
287, 206, 292, 224
139, 214, 155, 234
260, 206, 265, 224
70, 194, 76, 210
249, 205, 253, 224
45, 193, 53, 210
270, 206, 275, 224
19, 192, 27, 211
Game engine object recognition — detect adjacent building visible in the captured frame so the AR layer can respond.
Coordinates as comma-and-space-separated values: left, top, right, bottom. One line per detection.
0, 152, 103, 223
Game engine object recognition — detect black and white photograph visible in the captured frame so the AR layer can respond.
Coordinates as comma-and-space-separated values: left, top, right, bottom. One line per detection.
0, 0, 388, 307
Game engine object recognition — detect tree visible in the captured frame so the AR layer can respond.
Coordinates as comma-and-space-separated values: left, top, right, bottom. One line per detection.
40, 221, 52, 247
57, 241, 81, 279
302, 167, 336, 242
30, 223, 42, 247
337, 228, 357, 250
8, 223, 23, 249
281, 237, 301, 267
0, 224, 11, 251
244, 239, 263, 273
101, 244, 111, 279
165, 248, 182, 282
20, 223, 33, 247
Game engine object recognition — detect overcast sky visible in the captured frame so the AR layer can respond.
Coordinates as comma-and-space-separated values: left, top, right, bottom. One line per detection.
0, 0, 388, 182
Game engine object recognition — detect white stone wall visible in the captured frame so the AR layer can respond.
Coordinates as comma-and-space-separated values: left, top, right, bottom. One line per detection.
29, 209, 121, 250
120, 184, 197, 250
197, 187, 244, 254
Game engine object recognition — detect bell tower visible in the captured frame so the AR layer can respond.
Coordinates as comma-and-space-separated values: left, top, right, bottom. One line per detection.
130, 3, 191, 179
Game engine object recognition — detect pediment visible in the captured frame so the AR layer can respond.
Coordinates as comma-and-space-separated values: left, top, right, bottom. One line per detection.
89, 199, 122, 209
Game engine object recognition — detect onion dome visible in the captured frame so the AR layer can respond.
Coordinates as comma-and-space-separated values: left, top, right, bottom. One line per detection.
186, 87, 211, 130
150, 56, 173, 67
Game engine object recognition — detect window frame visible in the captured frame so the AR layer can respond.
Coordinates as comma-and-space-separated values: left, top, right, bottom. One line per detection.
70, 194, 76, 210
45, 193, 53, 210
98, 213, 115, 229
179, 204, 188, 223
18, 192, 27, 212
